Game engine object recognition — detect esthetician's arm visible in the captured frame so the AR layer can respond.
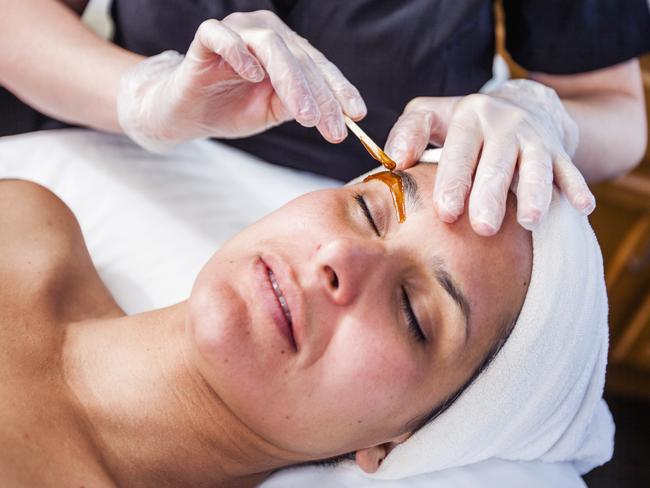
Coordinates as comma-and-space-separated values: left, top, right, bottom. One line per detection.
385, 60, 647, 236
531, 62, 647, 181
0, 0, 142, 133
0, 1, 366, 150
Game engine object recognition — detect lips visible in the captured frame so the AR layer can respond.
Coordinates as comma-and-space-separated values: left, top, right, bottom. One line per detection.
268, 268, 293, 328
258, 256, 298, 351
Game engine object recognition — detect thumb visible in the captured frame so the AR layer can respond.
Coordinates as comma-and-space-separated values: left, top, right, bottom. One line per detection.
413, 96, 461, 145
385, 96, 461, 169
186, 19, 264, 84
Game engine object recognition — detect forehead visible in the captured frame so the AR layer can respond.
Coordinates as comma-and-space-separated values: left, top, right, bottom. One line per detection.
362, 163, 527, 257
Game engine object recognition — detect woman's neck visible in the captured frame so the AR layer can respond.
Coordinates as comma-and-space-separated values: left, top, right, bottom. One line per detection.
61, 302, 290, 487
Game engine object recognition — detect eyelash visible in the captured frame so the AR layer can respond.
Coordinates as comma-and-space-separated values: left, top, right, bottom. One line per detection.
353, 193, 381, 236
353, 192, 426, 344
401, 287, 426, 343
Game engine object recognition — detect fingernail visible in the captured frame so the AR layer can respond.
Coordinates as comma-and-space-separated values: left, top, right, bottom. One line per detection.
387, 139, 408, 164
578, 194, 596, 215
518, 207, 543, 231
327, 117, 346, 141
474, 208, 499, 234
349, 97, 367, 118
390, 150, 406, 166
439, 189, 464, 218
298, 98, 320, 125
518, 216, 540, 231
243, 64, 264, 82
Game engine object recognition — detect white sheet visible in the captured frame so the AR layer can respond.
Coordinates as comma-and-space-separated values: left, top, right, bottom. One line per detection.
0, 129, 587, 488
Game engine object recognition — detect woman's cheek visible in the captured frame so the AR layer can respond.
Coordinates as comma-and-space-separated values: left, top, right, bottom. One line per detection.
325, 319, 419, 408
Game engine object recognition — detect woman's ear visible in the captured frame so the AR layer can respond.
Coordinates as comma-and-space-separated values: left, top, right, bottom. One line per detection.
354, 432, 411, 473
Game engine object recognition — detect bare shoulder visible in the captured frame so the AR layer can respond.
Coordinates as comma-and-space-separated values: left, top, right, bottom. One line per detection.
0, 179, 84, 281
0, 179, 121, 321
0, 179, 81, 245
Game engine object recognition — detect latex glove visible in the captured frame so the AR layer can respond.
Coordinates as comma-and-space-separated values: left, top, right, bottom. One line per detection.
384, 79, 595, 236
117, 10, 366, 152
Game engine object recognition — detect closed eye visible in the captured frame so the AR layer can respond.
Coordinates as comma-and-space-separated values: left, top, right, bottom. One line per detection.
354, 193, 381, 236
401, 287, 426, 343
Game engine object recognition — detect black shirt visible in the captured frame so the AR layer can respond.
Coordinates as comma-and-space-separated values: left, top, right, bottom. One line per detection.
2, 0, 649, 180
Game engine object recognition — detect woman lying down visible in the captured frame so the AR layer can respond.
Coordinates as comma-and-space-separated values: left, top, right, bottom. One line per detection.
0, 163, 612, 487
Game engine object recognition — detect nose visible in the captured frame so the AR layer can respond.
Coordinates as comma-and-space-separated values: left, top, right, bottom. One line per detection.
314, 237, 384, 306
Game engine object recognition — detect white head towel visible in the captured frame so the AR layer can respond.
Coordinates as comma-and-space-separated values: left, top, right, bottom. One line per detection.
353, 160, 614, 479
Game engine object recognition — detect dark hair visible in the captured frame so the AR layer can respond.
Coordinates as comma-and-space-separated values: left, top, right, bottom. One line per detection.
299, 311, 520, 470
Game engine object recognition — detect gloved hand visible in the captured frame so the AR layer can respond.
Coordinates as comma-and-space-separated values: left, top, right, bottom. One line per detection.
117, 10, 366, 153
384, 79, 595, 236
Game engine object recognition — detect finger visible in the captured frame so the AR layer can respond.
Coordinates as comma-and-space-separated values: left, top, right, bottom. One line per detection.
189, 19, 265, 83
247, 11, 365, 123
553, 152, 596, 215
468, 137, 518, 236
244, 29, 321, 127
291, 35, 367, 120
433, 112, 483, 223
514, 144, 553, 231
409, 95, 460, 146
290, 43, 347, 143
384, 107, 434, 168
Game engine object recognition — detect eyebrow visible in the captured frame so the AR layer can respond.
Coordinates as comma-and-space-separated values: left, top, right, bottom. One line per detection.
394, 170, 421, 212
432, 257, 471, 342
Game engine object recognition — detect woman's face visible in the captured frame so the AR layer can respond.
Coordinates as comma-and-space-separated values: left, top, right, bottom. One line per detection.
187, 164, 532, 461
